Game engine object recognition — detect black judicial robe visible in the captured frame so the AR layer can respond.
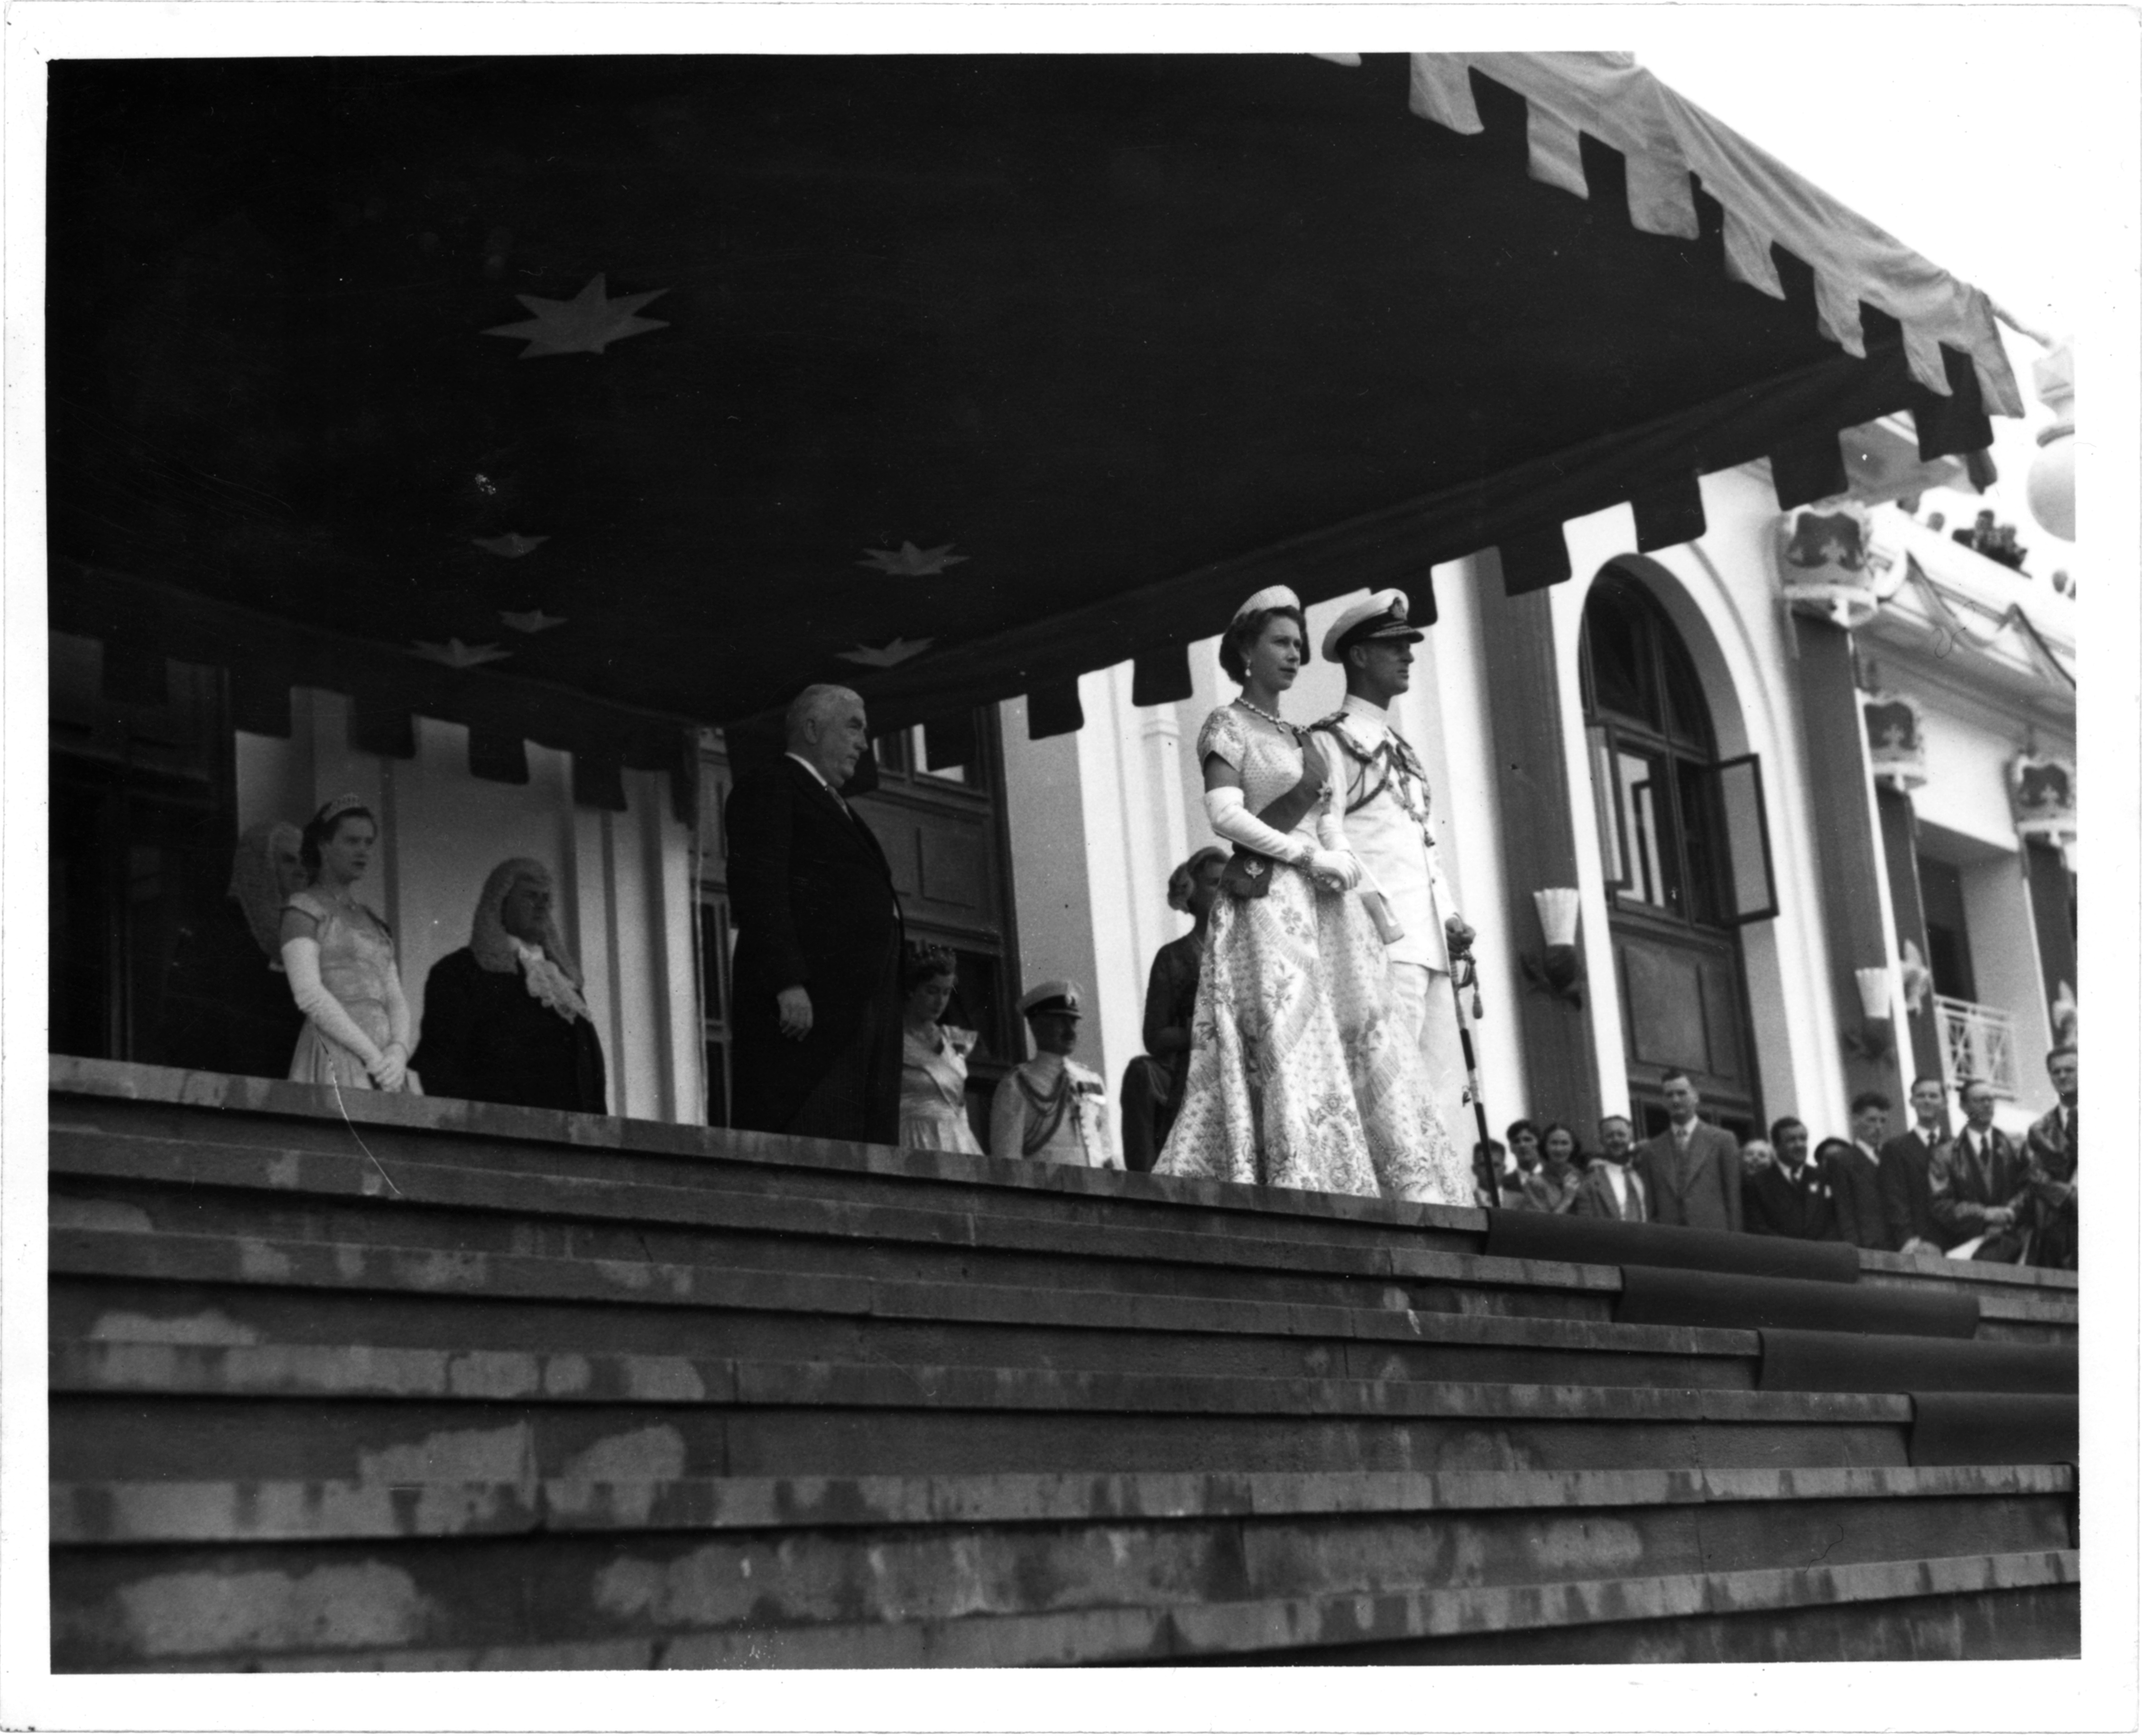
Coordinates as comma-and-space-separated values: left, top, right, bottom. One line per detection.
725, 757, 903, 1145
412, 948, 608, 1115
161, 903, 306, 1080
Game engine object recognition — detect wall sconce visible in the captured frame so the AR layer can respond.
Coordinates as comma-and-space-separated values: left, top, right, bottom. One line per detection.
1520, 887, 1584, 1009
1842, 965, 1895, 1062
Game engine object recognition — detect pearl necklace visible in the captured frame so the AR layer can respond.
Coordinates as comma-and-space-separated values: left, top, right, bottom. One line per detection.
1232, 696, 1293, 733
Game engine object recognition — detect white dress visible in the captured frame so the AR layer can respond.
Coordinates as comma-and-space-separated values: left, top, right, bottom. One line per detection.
1154, 706, 1468, 1205
898, 1024, 984, 1155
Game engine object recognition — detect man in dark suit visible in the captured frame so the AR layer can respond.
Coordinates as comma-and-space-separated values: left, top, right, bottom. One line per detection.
2022, 1044, 2077, 1269
726, 684, 904, 1145
1829, 1090, 1893, 1250
1930, 1077, 2031, 1263
1878, 1074, 1950, 1256
1636, 1069, 1744, 1232
1742, 1117, 1842, 1241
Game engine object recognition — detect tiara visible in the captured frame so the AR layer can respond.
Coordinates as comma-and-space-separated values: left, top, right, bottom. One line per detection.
312, 792, 368, 829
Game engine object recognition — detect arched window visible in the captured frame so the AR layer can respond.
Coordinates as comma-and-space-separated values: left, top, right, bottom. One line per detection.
1580, 569, 1775, 929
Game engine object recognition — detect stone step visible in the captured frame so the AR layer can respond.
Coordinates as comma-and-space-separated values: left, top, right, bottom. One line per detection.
47, 1130, 1601, 1319
50, 1477, 2069, 1668
48, 1089, 1490, 1263
47, 1373, 1916, 1485
46, 1225, 1639, 1373
49, 1245, 1760, 1391
50, 1544, 2077, 1670
46, 1106, 2073, 1329
53, 1461, 2073, 1544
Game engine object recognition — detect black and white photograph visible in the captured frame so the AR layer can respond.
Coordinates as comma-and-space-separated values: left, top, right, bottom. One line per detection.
3, 1, 2135, 1723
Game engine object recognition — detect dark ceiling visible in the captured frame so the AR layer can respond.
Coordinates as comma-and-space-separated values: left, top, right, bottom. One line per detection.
45, 54, 1961, 739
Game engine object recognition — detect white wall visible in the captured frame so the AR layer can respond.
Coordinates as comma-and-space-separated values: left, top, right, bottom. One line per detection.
1913, 690, 2054, 852
998, 693, 1104, 1080
235, 689, 702, 1122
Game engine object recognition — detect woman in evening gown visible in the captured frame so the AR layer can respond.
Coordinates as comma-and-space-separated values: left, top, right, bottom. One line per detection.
278, 794, 418, 1093
1154, 586, 1467, 1204
896, 941, 985, 1155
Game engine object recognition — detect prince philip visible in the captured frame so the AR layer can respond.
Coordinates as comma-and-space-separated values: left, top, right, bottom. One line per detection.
1310, 589, 1475, 1133
726, 683, 905, 1145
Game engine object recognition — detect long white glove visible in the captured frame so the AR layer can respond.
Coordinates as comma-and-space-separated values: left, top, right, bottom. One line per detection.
1204, 785, 1313, 868
281, 935, 388, 1071
1314, 786, 1364, 891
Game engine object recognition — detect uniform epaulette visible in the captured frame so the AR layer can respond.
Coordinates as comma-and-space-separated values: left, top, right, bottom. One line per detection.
1311, 711, 1377, 761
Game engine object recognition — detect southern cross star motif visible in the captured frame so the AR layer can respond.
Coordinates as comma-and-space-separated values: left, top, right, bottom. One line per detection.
499, 609, 568, 635
413, 638, 513, 669
836, 637, 935, 668
857, 542, 968, 578
483, 275, 669, 359
472, 533, 549, 558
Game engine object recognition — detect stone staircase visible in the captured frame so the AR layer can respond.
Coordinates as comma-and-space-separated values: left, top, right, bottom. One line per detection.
47, 1057, 2079, 1669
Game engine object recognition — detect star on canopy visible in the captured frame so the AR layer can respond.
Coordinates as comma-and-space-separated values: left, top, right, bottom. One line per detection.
413, 638, 513, 669
858, 542, 969, 578
836, 637, 935, 668
499, 609, 568, 635
472, 533, 549, 558
483, 275, 669, 359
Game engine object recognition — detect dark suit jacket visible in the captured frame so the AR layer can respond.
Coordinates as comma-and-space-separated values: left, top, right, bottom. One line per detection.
726, 757, 904, 1143
1571, 1162, 1648, 1221
1743, 1159, 1842, 1242
411, 947, 607, 1116
1637, 1121, 1744, 1233
1828, 1143, 1890, 1251
2024, 1102, 2077, 1269
1929, 1126, 2031, 1246
1877, 1128, 1946, 1250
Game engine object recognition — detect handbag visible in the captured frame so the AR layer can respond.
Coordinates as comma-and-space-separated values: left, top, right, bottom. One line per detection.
1219, 747, 1329, 899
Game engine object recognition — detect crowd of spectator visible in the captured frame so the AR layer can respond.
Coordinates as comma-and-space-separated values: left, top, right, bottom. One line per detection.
1464, 1057, 2078, 1270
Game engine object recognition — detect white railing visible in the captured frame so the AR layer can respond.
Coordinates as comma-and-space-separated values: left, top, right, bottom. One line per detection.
1934, 995, 2020, 1099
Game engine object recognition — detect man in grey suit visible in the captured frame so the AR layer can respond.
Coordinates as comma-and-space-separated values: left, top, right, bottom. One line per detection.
1637, 1068, 1745, 1232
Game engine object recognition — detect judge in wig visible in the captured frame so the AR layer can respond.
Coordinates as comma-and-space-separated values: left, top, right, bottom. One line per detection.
413, 859, 608, 1115
163, 820, 308, 1079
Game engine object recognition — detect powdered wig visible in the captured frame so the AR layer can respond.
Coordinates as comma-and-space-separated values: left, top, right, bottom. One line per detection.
229, 821, 302, 956
471, 858, 581, 985
1217, 605, 1307, 685
1166, 845, 1229, 912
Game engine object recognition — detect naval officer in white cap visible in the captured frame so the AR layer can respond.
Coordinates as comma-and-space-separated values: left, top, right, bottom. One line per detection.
989, 980, 1119, 1169
1309, 590, 1476, 1136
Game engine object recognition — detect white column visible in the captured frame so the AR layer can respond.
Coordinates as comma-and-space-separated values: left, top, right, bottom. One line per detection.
1426, 553, 1526, 1128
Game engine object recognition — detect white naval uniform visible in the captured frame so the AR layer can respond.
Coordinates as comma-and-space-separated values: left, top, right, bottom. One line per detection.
988, 1052, 1119, 1169
1310, 694, 1468, 1135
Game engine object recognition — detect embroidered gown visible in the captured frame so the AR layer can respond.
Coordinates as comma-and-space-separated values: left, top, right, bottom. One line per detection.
898, 1023, 984, 1154
284, 889, 411, 1090
1154, 706, 1468, 1204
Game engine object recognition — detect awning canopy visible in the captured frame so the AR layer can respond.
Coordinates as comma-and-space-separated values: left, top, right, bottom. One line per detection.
45, 51, 2015, 781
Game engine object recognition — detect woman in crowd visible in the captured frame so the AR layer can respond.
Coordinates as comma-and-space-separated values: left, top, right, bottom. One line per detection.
1520, 1120, 1585, 1213
896, 941, 984, 1155
162, 820, 307, 1079
1119, 845, 1227, 1172
1154, 585, 1466, 1204
278, 794, 417, 1093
